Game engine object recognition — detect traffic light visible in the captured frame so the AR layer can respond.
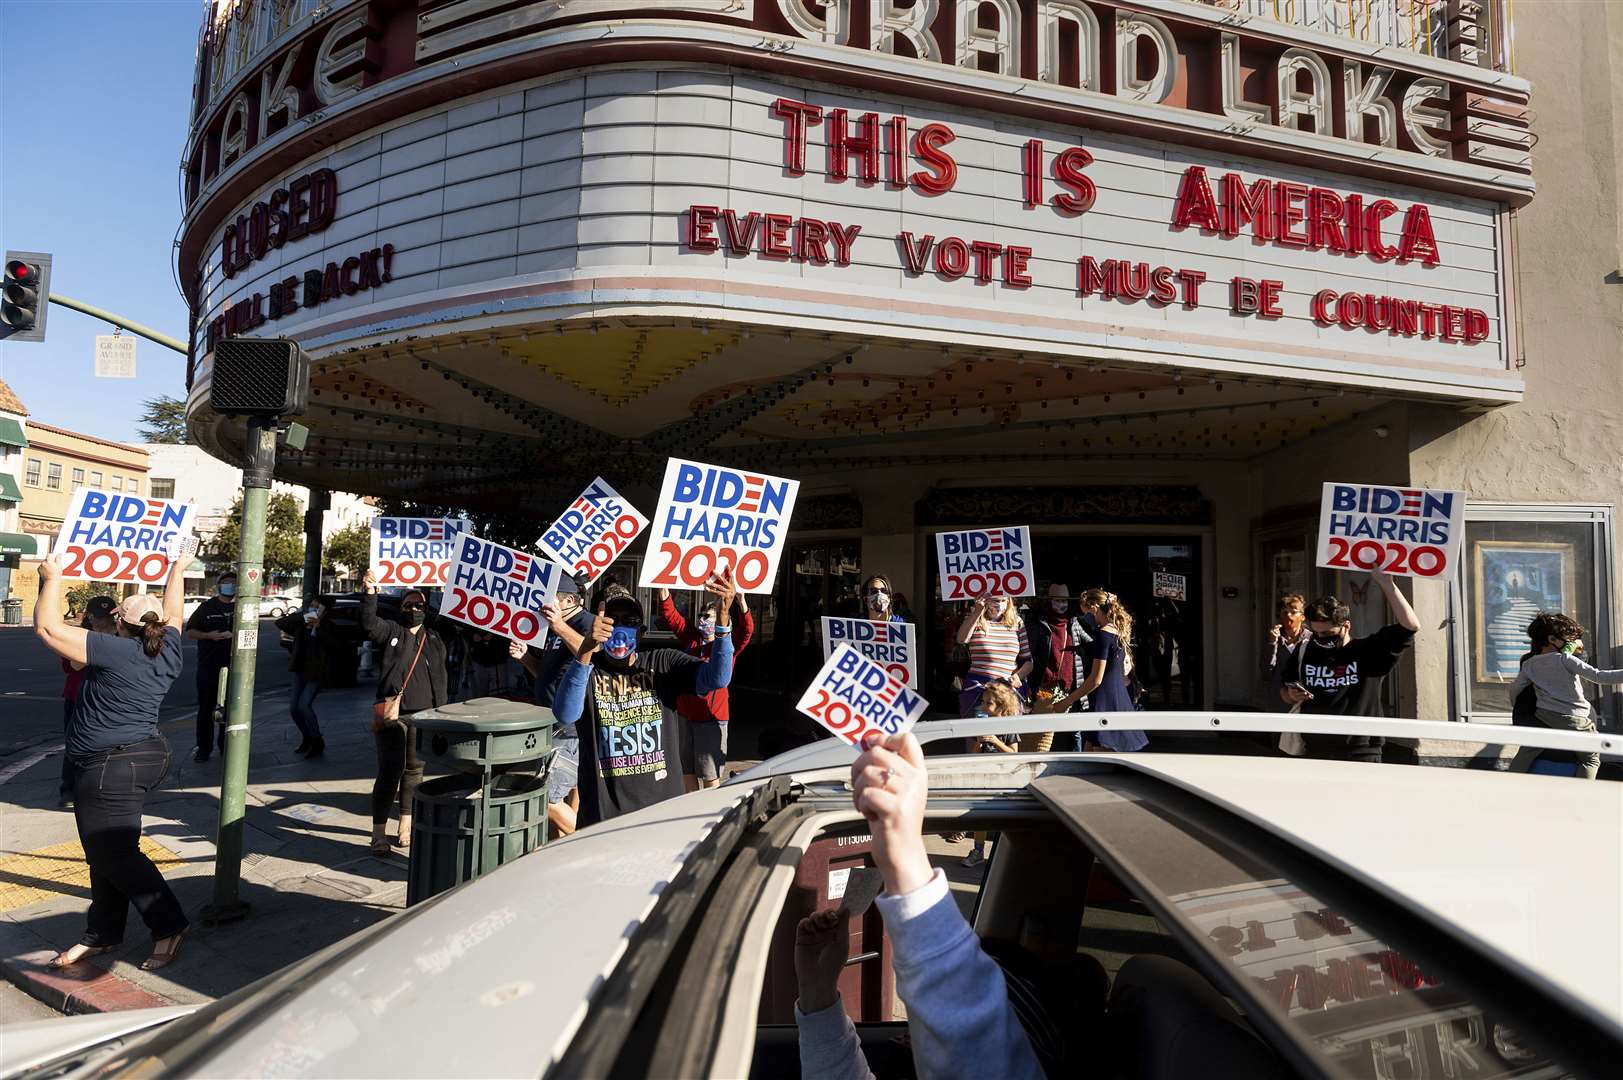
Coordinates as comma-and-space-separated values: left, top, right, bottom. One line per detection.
210, 337, 310, 416
0, 251, 52, 343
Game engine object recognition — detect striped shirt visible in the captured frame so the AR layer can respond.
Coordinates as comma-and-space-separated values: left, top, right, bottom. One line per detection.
967, 620, 1031, 682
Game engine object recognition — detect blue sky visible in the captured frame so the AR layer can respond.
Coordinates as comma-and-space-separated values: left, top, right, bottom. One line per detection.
0, 0, 201, 443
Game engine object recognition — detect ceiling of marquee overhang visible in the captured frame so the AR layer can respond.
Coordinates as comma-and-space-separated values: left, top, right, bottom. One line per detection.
215, 319, 1391, 510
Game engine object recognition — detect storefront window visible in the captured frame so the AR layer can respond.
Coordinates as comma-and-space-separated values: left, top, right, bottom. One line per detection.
1457, 508, 1616, 727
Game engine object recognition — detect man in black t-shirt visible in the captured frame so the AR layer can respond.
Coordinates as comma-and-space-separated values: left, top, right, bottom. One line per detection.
1280, 571, 1419, 763
553, 572, 737, 827
184, 572, 237, 762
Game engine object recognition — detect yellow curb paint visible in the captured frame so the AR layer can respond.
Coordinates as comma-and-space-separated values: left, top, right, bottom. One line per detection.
0, 837, 183, 914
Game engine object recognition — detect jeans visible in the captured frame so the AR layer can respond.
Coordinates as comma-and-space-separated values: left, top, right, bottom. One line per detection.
372, 715, 425, 824
289, 673, 322, 740
1508, 708, 1599, 779
70, 735, 188, 945
61, 699, 77, 795
195, 663, 227, 754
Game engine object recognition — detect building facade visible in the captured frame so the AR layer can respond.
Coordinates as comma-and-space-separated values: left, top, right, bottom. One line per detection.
12, 423, 151, 620
177, 1, 1620, 729
0, 377, 34, 604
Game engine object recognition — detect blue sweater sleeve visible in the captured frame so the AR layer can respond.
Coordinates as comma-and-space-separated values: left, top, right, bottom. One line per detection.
552, 659, 591, 724
693, 632, 734, 695
877, 871, 1045, 1080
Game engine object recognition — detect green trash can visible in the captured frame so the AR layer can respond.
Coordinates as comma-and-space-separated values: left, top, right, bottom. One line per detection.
406, 697, 558, 906
2, 599, 21, 626
407, 772, 548, 905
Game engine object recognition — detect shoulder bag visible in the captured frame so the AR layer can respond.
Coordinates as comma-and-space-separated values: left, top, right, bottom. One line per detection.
372, 632, 428, 732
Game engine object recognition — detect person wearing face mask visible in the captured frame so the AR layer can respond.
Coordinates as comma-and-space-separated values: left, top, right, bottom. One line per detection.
954, 593, 1033, 720
1279, 571, 1419, 763
1025, 582, 1090, 715
861, 575, 907, 624
1260, 595, 1309, 681
552, 569, 738, 827
274, 600, 340, 758
184, 572, 238, 763
1506, 613, 1622, 780
361, 570, 449, 854
658, 585, 755, 791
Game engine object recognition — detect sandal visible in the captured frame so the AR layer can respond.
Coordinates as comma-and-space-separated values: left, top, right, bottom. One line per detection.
49, 944, 116, 968
141, 931, 187, 971
369, 838, 393, 856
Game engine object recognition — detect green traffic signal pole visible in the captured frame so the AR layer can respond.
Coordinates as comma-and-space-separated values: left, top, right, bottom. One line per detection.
46, 293, 187, 353
201, 414, 278, 925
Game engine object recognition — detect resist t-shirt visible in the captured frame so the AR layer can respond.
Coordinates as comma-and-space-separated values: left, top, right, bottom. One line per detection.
71, 628, 184, 758
1291, 624, 1415, 760
574, 649, 702, 826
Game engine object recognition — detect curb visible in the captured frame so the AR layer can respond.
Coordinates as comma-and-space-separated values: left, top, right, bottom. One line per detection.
2, 948, 175, 1015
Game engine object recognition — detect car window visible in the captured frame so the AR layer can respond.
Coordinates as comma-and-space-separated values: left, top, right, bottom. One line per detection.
1032, 772, 1592, 1079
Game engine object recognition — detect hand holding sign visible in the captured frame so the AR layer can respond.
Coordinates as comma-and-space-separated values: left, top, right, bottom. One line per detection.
579, 604, 612, 661
1316, 483, 1466, 578
641, 458, 800, 595
442, 534, 560, 647
52, 491, 197, 584
851, 731, 933, 897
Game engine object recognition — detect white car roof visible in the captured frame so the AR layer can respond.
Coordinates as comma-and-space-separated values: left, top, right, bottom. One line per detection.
117, 729, 1623, 1076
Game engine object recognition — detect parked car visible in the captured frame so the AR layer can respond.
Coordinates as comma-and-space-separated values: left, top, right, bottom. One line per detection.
179, 595, 211, 623
4, 716, 1618, 1079
260, 592, 302, 619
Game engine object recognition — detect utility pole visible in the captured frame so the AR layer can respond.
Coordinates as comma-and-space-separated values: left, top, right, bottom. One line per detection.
201, 415, 275, 925
200, 338, 310, 925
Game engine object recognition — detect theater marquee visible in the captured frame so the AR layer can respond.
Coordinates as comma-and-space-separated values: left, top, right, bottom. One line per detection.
194, 68, 1511, 401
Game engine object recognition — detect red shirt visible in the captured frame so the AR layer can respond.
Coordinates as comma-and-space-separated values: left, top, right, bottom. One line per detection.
62, 657, 87, 702
660, 594, 754, 723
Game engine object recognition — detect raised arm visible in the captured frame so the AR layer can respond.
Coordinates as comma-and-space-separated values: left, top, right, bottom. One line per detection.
1372, 570, 1420, 632
955, 598, 986, 644
33, 556, 90, 665
161, 551, 194, 631
659, 589, 689, 637
1563, 653, 1623, 687
359, 569, 400, 644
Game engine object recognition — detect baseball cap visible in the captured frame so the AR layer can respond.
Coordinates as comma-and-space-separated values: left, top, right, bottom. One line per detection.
118, 594, 166, 625
85, 595, 118, 619
556, 573, 581, 597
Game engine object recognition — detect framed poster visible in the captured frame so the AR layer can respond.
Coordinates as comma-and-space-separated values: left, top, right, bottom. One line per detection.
1471, 540, 1577, 683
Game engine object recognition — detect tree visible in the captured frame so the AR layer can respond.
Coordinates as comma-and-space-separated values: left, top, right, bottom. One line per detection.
209, 491, 305, 577
137, 395, 188, 444
323, 522, 371, 577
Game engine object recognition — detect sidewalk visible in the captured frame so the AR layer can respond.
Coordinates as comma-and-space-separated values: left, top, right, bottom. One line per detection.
0, 685, 408, 1015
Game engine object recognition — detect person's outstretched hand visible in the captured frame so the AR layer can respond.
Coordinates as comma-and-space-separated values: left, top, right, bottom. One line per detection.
794, 907, 850, 1014
851, 731, 932, 897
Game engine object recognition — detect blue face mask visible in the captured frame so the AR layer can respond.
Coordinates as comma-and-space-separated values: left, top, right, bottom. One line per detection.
604, 625, 639, 660
697, 616, 717, 639
219, 583, 236, 597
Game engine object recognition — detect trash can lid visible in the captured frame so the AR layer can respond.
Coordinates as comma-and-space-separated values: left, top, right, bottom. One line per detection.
411, 697, 556, 733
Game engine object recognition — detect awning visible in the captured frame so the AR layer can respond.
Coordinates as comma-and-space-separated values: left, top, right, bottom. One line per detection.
0, 418, 25, 449
0, 532, 38, 557
0, 471, 22, 503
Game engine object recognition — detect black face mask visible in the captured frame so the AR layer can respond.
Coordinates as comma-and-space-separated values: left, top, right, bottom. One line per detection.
1311, 632, 1342, 648
403, 608, 426, 627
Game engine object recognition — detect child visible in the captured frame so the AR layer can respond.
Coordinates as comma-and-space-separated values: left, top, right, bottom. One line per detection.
962, 682, 1025, 867
1507, 613, 1623, 779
